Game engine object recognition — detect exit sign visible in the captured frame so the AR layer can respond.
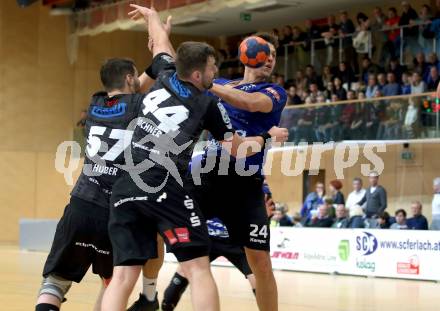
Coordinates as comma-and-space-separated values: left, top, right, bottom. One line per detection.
240, 12, 252, 22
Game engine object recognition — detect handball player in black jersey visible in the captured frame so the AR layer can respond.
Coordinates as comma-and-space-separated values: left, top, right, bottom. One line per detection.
101, 5, 288, 311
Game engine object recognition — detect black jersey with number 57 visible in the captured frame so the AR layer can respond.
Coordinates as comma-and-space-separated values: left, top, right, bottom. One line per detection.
130, 53, 234, 174
70, 93, 144, 208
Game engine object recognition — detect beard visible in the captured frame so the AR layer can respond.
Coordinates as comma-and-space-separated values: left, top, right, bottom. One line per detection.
201, 76, 214, 90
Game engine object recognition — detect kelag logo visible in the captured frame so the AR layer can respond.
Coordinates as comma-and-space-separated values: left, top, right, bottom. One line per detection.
356, 232, 378, 255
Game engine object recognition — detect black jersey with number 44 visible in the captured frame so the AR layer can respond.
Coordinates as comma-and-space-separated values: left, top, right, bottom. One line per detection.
71, 92, 144, 208
130, 53, 234, 174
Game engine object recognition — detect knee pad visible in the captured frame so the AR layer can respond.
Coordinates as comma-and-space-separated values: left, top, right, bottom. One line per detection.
38, 274, 72, 302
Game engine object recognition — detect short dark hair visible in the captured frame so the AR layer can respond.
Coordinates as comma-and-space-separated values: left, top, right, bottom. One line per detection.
353, 177, 363, 184
395, 209, 407, 217
100, 58, 136, 91
175, 42, 216, 79
254, 32, 279, 48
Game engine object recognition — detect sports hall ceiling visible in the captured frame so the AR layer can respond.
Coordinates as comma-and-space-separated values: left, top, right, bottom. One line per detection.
37, 0, 390, 37
130, 0, 387, 36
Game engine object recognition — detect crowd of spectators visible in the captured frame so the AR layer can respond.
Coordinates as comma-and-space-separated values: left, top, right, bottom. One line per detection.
269, 174, 440, 231
219, 2, 440, 143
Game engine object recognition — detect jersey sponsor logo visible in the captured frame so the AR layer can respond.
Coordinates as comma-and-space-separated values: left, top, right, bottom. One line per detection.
75, 242, 110, 255
164, 229, 178, 245
164, 228, 191, 244
265, 87, 281, 101
175, 227, 191, 243
207, 218, 229, 238
216, 103, 233, 129
90, 103, 127, 119
238, 84, 257, 91
169, 73, 192, 98
160, 54, 174, 64
113, 196, 148, 207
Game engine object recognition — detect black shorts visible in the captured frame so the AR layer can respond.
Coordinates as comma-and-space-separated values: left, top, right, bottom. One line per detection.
109, 170, 210, 266
190, 172, 270, 251
209, 238, 252, 277
42, 196, 113, 283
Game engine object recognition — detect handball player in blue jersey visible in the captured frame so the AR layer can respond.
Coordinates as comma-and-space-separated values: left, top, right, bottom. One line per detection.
194, 33, 287, 311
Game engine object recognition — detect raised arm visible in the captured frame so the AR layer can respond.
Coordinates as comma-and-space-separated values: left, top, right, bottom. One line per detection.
128, 4, 175, 58
210, 84, 274, 113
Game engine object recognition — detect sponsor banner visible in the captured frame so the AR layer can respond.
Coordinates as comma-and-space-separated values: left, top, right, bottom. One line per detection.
164, 228, 440, 281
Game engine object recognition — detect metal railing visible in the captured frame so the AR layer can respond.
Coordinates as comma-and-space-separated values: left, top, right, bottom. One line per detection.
281, 22, 437, 78
280, 92, 440, 144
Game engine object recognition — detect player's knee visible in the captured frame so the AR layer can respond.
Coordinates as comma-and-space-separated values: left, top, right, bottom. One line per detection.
179, 257, 210, 281
38, 274, 72, 303
246, 250, 272, 276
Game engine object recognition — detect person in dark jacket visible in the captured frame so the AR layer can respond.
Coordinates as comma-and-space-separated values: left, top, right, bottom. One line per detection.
332, 204, 349, 228
376, 211, 391, 229
357, 171, 387, 218
306, 204, 334, 228
329, 180, 345, 205
406, 201, 429, 230
271, 204, 294, 227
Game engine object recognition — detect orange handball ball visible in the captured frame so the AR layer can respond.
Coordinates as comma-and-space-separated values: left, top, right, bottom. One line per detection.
238, 36, 270, 68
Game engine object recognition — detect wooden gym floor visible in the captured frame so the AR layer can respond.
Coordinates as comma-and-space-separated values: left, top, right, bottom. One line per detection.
1, 245, 438, 311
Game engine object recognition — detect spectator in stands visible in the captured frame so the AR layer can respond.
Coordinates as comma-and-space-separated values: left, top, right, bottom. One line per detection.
340, 91, 356, 139
426, 66, 440, 91
339, 11, 358, 73
411, 72, 427, 94
321, 15, 340, 67
435, 0, 440, 19
271, 203, 293, 227
426, 52, 439, 75
347, 205, 365, 228
418, 5, 434, 56
376, 211, 391, 228
321, 65, 333, 86
429, 13, 440, 56
413, 52, 428, 77
431, 177, 440, 230
370, 7, 388, 64
377, 73, 387, 92
332, 205, 349, 228
304, 19, 325, 69
366, 74, 379, 99
399, 1, 420, 58
346, 177, 366, 212
383, 100, 404, 139
276, 74, 286, 88
76, 109, 87, 128
336, 61, 356, 90
323, 81, 334, 101
390, 209, 408, 229
294, 97, 316, 144
364, 90, 385, 139
402, 97, 420, 139
329, 180, 345, 205
357, 171, 387, 219
360, 57, 380, 85
406, 201, 428, 230
384, 7, 401, 60
314, 95, 330, 142
301, 182, 325, 222
308, 82, 323, 102
382, 72, 401, 96
305, 204, 334, 228
294, 70, 307, 91
287, 85, 302, 105
401, 72, 412, 94
305, 65, 322, 89
333, 77, 347, 100
324, 94, 342, 141
279, 25, 293, 56
292, 26, 307, 70
387, 57, 405, 83
350, 92, 366, 139
354, 13, 371, 71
